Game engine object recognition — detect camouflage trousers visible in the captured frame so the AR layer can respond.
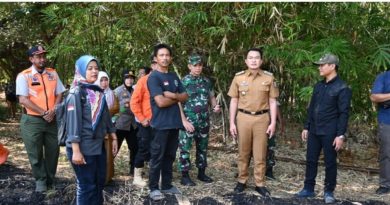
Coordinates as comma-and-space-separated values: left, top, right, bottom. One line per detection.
266, 136, 276, 169
178, 125, 210, 172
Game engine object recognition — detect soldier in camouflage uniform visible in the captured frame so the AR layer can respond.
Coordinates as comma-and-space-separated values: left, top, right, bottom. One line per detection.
266, 101, 284, 179
178, 54, 221, 186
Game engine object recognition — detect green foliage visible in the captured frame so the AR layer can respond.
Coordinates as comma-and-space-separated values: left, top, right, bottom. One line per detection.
0, 2, 389, 125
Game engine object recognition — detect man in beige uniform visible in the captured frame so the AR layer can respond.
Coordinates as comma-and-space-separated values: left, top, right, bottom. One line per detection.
228, 48, 279, 196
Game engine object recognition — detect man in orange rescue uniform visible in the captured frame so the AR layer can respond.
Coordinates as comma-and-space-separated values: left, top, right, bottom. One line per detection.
130, 58, 157, 187
16, 45, 65, 192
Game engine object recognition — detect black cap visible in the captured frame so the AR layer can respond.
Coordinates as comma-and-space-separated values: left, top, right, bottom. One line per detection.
27, 45, 47, 57
122, 70, 136, 79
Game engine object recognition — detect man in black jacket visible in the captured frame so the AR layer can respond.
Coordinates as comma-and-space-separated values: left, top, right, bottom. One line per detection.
295, 53, 352, 204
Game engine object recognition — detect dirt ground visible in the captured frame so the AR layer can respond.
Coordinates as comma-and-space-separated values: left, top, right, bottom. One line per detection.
0, 95, 389, 205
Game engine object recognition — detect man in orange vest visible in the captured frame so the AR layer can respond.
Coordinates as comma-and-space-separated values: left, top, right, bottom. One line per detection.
16, 45, 65, 192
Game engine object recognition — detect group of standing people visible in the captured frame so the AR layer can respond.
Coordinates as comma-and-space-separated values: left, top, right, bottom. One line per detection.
13, 43, 390, 205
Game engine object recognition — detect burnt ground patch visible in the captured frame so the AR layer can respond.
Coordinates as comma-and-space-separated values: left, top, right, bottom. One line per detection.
0, 163, 74, 205
1, 161, 389, 205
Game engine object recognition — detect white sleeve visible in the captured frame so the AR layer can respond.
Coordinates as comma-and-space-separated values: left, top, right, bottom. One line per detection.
55, 72, 66, 95
15, 74, 29, 96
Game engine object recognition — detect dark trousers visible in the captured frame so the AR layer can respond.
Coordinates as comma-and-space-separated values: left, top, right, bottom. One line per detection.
304, 133, 337, 192
134, 123, 154, 168
67, 147, 106, 205
149, 129, 179, 191
116, 128, 138, 173
378, 123, 390, 188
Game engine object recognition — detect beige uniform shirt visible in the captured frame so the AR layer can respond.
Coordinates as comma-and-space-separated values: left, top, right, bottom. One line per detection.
228, 69, 279, 112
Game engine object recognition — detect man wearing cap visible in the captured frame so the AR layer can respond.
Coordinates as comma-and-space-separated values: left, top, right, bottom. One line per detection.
370, 69, 390, 195
296, 53, 352, 204
113, 70, 138, 176
178, 53, 221, 186
228, 48, 279, 196
16, 45, 65, 192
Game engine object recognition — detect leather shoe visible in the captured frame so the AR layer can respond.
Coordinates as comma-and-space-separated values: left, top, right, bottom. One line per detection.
255, 186, 271, 197
376, 186, 390, 195
234, 182, 246, 193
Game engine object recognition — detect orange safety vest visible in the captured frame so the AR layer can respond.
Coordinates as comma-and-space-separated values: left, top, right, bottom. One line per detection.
19, 67, 59, 116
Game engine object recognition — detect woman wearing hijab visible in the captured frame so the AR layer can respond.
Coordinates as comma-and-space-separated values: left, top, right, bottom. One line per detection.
95, 71, 119, 184
113, 70, 138, 176
65, 55, 118, 205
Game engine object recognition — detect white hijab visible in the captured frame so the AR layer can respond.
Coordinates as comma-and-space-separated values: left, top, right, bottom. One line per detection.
95, 71, 115, 110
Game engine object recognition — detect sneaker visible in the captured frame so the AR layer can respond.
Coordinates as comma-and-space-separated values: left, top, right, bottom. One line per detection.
35, 181, 47, 192
161, 186, 181, 194
149, 190, 165, 201
255, 186, 271, 197
324, 192, 336, 204
376, 186, 390, 195
233, 182, 246, 193
295, 189, 315, 198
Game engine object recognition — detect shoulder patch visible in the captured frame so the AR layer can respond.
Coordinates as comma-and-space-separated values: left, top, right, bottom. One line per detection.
263, 71, 273, 76
235, 71, 245, 76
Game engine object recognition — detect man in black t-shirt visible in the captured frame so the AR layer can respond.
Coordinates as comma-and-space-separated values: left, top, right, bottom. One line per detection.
147, 44, 188, 201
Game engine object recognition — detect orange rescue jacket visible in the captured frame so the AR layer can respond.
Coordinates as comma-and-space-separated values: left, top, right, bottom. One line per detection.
130, 74, 152, 122
19, 67, 59, 116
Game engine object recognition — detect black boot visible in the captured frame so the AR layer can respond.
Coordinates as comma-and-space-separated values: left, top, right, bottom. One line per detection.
181, 172, 196, 186
197, 168, 213, 183
265, 167, 275, 180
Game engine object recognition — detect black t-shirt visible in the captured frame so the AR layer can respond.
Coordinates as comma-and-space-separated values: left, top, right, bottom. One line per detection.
147, 70, 186, 130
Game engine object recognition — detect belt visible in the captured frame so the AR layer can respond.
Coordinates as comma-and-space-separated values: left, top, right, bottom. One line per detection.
238, 109, 269, 115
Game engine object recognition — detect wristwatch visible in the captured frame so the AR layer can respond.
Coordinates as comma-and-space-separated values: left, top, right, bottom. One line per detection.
337, 135, 345, 140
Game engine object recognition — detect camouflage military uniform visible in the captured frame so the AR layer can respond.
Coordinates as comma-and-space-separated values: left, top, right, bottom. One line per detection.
266, 101, 281, 170
178, 74, 214, 172
266, 136, 276, 168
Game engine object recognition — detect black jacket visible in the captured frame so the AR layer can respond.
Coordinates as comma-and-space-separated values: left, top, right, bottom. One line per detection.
304, 75, 352, 137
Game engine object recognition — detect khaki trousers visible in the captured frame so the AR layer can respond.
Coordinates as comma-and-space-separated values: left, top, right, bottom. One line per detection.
104, 136, 114, 184
237, 112, 269, 187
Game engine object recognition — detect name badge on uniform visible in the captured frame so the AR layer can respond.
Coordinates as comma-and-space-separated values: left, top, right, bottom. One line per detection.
48, 73, 55, 81
240, 81, 248, 96
31, 76, 40, 86
163, 81, 169, 86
